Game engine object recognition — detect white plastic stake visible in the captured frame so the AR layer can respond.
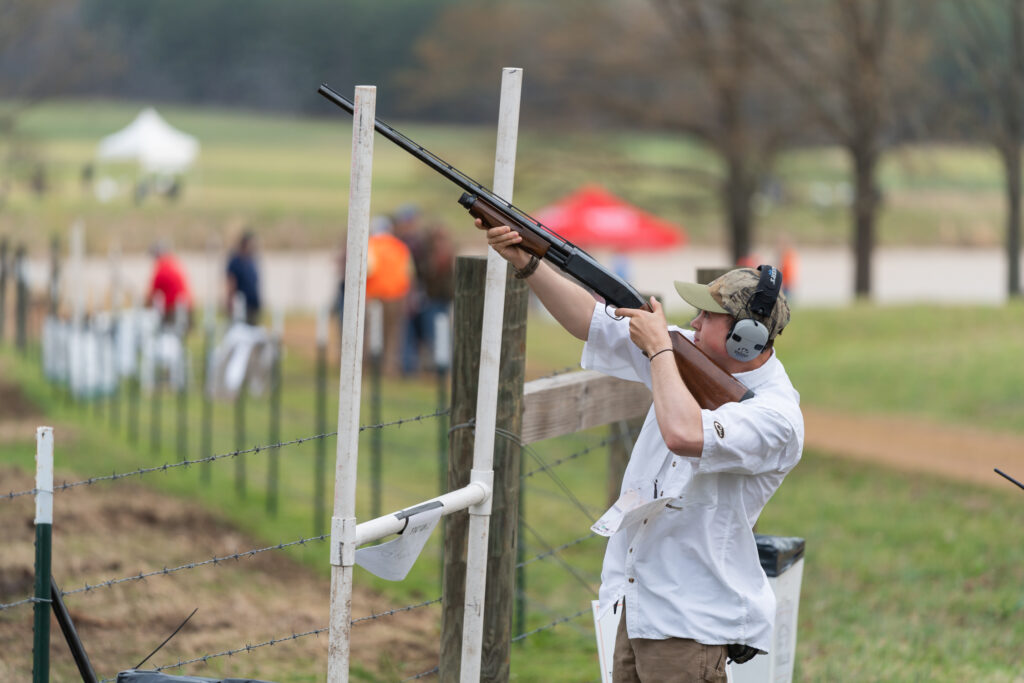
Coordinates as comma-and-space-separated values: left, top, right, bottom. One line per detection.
461, 66, 522, 683
327, 85, 376, 683
35, 427, 54, 525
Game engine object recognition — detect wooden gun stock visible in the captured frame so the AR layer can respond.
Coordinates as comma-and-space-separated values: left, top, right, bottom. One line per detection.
461, 193, 552, 258
669, 331, 754, 409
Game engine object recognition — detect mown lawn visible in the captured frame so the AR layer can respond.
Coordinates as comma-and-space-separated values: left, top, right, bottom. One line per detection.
1, 99, 1014, 256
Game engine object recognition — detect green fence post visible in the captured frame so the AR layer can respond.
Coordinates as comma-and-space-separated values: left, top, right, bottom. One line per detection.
33, 426, 54, 683
266, 313, 283, 516
314, 310, 328, 536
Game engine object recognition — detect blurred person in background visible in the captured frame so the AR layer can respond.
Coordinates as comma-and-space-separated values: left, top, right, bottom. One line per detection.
391, 203, 431, 375
365, 215, 413, 377
226, 230, 262, 326
412, 221, 456, 372
146, 239, 192, 329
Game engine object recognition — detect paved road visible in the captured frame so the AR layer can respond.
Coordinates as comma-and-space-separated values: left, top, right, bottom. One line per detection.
25, 245, 1021, 315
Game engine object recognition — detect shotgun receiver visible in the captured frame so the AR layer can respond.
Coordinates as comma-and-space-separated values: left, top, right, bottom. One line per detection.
318, 83, 753, 408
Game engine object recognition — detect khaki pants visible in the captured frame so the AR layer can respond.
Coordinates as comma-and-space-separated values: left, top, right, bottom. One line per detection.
613, 602, 728, 683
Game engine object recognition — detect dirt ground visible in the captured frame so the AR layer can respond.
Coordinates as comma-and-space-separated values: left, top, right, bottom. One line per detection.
3, 374, 1024, 681
0, 377, 438, 682
802, 407, 1024, 491
0, 463, 440, 682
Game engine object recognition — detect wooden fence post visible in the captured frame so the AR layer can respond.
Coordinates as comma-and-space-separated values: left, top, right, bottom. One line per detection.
441, 255, 527, 683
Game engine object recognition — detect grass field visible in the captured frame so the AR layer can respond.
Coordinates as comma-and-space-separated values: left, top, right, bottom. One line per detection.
2, 96, 1023, 680
0, 99, 1013, 256
2, 300, 1024, 681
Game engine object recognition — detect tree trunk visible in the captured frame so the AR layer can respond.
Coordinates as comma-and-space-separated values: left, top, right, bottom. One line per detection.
851, 148, 879, 298
724, 157, 756, 264
1002, 144, 1022, 298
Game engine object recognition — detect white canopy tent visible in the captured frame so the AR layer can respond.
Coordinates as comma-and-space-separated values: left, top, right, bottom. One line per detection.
96, 107, 199, 174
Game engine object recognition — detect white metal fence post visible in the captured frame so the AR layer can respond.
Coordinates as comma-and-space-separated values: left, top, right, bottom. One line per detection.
460, 66, 523, 683
327, 84, 376, 683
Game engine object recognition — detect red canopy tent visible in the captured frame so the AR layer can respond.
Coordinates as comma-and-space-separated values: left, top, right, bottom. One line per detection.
533, 185, 686, 250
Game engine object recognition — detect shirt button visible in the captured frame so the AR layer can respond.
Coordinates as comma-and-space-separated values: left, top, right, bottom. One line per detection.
629, 548, 634, 553
642, 519, 648, 524
672, 461, 677, 467
628, 578, 635, 583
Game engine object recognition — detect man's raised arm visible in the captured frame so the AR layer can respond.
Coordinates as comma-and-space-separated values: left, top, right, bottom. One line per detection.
480, 221, 596, 341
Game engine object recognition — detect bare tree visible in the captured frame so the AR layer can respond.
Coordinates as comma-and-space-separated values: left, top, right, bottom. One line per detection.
645, 0, 802, 264
755, 0, 931, 298
946, 0, 1024, 298
402, 0, 800, 264
0, 0, 119, 193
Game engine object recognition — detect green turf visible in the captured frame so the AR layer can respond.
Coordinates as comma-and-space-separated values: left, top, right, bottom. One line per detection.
2, 299, 1023, 680
1, 99, 1016, 254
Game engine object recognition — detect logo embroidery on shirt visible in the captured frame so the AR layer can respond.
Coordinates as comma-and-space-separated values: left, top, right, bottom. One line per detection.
714, 421, 725, 439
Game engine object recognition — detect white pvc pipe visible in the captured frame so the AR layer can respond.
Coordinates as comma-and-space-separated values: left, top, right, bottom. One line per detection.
35, 427, 54, 525
461, 66, 523, 683
327, 85, 376, 683
434, 310, 451, 371
69, 220, 85, 327
354, 482, 490, 547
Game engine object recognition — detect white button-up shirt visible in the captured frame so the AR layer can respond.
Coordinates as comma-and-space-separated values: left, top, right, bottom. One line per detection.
582, 303, 804, 651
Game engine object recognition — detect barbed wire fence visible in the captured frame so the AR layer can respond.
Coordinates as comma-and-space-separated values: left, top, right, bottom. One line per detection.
1, 375, 631, 681
2, 232, 645, 681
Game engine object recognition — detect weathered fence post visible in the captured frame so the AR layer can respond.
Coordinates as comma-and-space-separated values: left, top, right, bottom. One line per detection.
200, 308, 215, 485
440, 255, 528, 683
232, 292, 247, 498
0, 237, 8, 343
367, 299, 383, 519
266, 310, 284, 515
15, 244, 28, 353
175, 300, 189, 463
314, 308, 328, 536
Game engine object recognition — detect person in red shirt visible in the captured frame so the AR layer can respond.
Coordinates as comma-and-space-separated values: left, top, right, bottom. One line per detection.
147, 240, 193, 329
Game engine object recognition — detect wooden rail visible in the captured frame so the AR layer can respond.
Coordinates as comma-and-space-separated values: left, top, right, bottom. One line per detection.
521, 370, 651, 444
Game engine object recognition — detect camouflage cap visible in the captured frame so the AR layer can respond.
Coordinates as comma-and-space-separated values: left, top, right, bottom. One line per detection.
674, 267, 791, 339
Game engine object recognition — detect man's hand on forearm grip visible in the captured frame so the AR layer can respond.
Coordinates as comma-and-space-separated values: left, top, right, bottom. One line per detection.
476, 219, 533, 270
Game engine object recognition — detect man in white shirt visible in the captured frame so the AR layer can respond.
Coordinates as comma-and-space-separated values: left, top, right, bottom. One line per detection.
479, 221, 804, 683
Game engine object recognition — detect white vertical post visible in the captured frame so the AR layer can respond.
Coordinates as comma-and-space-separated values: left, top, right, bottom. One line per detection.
460, 66, 523, 683
327, 85, 376, 683
69, 220, 85, 328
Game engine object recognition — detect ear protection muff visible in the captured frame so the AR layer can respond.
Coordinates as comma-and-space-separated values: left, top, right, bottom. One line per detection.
724, 265, 782, 361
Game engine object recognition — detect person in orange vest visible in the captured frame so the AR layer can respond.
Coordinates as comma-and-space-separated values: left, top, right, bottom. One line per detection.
364, 216, 413, 376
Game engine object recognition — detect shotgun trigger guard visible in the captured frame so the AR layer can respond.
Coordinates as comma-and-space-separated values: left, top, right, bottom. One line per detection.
604, 303, 624, 321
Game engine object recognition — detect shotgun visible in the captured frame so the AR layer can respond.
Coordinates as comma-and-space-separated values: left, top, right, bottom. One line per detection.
318, 83, 753, 408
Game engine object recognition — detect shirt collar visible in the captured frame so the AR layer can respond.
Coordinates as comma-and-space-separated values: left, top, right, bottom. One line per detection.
732, 349, 779, 390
